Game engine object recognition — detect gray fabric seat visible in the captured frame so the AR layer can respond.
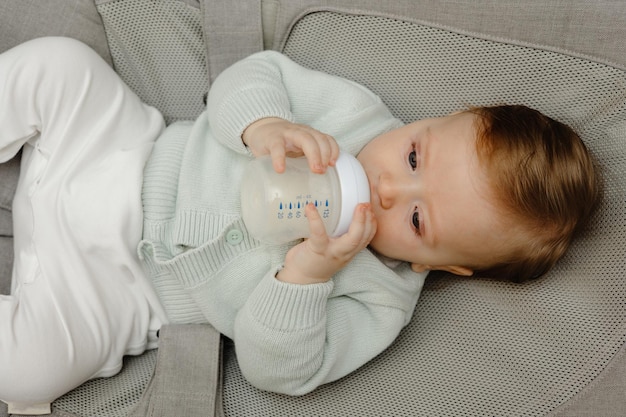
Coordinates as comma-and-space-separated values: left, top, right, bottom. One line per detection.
1, 1, 625, 416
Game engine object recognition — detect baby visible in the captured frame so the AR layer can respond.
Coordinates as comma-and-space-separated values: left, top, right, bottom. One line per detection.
0, 37, 601, 410
246, 105, 599, 285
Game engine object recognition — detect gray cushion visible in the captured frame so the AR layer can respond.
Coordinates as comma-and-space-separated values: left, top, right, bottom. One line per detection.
0, 154, 18, 296
0, 238, 13, 296
96, 0, 208, 124
0, 0, 111, 62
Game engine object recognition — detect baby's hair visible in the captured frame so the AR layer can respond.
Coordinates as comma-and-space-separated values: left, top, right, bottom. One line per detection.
468, 105, 602, 283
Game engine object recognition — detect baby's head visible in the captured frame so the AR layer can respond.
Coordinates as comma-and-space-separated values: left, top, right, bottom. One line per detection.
468, 105, 601, 282
358, 105, 601, 283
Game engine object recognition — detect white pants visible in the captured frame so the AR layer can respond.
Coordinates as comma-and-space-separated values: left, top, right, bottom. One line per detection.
0, 37, 168, 411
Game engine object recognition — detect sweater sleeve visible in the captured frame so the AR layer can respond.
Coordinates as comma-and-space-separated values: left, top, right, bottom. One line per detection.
233, 252, 427, 396
205, 50, 398, 155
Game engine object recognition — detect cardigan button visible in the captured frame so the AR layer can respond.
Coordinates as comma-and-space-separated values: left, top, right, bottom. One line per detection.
226, 229, 244, 245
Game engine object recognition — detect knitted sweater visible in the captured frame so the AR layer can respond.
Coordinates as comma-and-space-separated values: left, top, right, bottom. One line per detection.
139, 51, 427, 395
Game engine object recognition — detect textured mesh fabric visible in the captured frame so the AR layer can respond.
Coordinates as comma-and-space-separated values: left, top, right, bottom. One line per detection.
48, 9, 626, 417
53, 350, 157, 417
220, 12, 626, 416
96, 0, 207, 124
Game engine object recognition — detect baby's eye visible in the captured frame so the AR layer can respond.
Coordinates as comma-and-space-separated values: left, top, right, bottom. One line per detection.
412, 211, 420, 234
408, 149, 417, 169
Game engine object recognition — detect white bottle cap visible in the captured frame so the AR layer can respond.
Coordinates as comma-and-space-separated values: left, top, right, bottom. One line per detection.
331, 152, 370, 237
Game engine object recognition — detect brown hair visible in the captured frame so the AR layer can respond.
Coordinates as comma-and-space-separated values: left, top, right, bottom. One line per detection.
469, 105, 602, 283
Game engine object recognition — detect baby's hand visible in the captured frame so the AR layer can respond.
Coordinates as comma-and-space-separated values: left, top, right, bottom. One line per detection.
276, 203, 377, 285
242, 117, 340, 173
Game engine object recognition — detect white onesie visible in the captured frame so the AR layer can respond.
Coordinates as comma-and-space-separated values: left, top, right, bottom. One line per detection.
0, 37, 168, 413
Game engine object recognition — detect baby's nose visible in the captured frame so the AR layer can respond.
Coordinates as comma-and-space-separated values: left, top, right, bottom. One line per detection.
378, 173, 416, 209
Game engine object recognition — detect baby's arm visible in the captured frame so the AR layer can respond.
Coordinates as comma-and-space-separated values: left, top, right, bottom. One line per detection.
233, 252, 425, 395
206, 50, 394, 159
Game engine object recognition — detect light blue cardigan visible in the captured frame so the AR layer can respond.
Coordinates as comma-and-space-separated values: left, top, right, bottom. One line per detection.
139, 51, 427, 395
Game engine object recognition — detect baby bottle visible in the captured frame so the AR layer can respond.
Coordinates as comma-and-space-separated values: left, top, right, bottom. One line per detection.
240, 152, 370, 244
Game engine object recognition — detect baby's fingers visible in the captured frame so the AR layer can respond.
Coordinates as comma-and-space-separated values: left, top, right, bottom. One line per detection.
300, 132, 340, 173
304, 203, 330, 253
349, 203, 377, 245
268, 141, 287, 173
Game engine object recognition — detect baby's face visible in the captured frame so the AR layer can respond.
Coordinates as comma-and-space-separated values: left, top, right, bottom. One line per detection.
357, 112, 507, 276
